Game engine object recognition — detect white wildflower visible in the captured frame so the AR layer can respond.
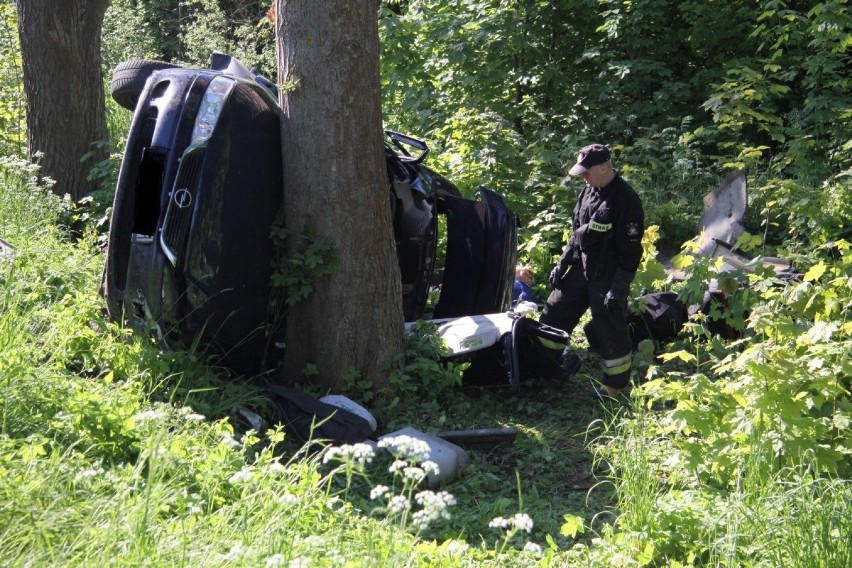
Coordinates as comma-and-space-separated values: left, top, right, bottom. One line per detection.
402, 465, 427, 482
378, 435, 431, 462
370, 485, 390, 500
489, 516, 509, 529
323, 443, 375, 466
388, 459, 408, 474
489, 513, 534, 533
74, 467, 103, 483
222, 543, 246, 561
445, 540, 470, 556
421, 460, 440, 476
228, 468, 253, 485
512, 513, 534, 533
277, 492, 299, 506
387, 495, 411, 515
298, 535, 325, 548
221, 434, 242, 450
410, 490, 456, 530
326, 496, 344, 512
178, 406, 205, 421
265, 553, 287, 567
523, 542, 543, 556
134, 409, 168, 422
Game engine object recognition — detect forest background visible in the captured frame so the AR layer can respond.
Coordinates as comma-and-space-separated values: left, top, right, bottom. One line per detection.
1, 1, 850, 566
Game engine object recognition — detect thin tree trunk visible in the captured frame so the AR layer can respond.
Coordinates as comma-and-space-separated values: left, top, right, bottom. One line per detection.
275, 0, 404, 392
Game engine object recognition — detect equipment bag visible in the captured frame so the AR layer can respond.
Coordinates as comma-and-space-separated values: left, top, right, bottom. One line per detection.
264, 385, 373, 445
627, 292, 689, 348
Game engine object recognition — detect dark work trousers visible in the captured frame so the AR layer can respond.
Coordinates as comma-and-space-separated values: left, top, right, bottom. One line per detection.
539, 264, 633, 389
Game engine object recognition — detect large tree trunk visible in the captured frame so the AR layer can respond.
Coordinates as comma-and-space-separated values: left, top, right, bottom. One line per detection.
275, 0, 404, 392
16, 0, 110, 201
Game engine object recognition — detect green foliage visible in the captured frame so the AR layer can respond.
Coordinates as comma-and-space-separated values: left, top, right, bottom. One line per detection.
0, 3, 24, 158
103, 0, 276, 74
101, 0, 163, 70
383, 321, 467, 404
269, 224, 340, 308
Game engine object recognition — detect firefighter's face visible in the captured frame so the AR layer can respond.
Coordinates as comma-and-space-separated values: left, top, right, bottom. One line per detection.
580, 162, 612, 187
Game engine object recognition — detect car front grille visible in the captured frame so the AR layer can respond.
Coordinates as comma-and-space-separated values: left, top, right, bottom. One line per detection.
160, 145, 205, 266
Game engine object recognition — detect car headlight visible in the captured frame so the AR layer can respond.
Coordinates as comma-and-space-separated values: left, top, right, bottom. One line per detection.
190, 76, 236, 146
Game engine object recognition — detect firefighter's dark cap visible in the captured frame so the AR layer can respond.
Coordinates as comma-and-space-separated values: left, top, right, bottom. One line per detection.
568, 143, 611, 175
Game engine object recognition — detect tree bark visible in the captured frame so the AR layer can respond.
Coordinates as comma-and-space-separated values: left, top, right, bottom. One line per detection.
275, 0, 404, 392
16, 0, 110, 201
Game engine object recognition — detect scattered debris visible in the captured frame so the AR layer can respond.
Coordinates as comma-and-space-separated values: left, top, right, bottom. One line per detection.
264, 385, 374, 446
696, 169, 748, 257
320, 394, 377, 433
1, 237, 14, 261
434, 427, 519, 452
380, 426, 469, 488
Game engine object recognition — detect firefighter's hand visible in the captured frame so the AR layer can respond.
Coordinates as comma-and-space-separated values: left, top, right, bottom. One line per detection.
604, 288, 627, 317
549, 265, 565, 289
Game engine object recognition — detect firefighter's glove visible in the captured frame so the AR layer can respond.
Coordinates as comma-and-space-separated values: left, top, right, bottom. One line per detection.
604, 288, 627, 317
605, 268, 635, 317
549, 246, 578, 289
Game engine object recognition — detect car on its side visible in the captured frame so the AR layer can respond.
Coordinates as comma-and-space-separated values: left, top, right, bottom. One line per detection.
103, 52, 518, 375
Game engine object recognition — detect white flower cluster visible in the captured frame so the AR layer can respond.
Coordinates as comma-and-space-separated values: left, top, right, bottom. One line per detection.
220, 433, 243, 450
387, 459, 440, 483
222, 543, 246, 561
134, 409, 168, 422
377, 434, 431, 463
523, 542, 543, 556
277, 492, 300, 506
488, 512, 534, 533
74, 466, 104, 484
228, 467, 254, 485
387, 494, 411, 515
322, 442, 376, 466
265, 553, 286, 567
370, 484, 390, 500
445, 540, 470, 556
177, 406, 206, 421
411, 490, 456, 531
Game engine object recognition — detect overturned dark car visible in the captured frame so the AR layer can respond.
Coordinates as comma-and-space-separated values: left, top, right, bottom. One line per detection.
102, 53, 518, 374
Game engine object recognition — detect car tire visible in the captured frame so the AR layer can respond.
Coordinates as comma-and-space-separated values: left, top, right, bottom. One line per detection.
111, 59, 180, 110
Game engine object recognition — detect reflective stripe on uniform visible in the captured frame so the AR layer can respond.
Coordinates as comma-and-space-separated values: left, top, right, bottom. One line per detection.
602, 353, 632, 375
589, 220, 612, 232
537, 337, 566, 350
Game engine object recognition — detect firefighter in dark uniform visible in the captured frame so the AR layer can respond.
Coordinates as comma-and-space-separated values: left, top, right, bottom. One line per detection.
540, 143, 644, 400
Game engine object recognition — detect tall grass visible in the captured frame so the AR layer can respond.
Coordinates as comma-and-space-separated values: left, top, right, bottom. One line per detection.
2, 158, 551, 567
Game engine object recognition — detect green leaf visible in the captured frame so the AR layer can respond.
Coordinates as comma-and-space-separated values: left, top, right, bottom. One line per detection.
560, 514, 584, 538
804, 262, 827, 282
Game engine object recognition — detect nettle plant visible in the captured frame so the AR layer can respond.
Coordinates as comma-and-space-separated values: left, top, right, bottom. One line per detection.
641, 239, 852, 487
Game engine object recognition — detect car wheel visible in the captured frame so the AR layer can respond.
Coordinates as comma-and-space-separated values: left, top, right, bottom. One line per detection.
111, 59, 180, 110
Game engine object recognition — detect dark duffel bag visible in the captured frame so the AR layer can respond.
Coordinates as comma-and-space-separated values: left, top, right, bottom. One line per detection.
627, 292, 689, 349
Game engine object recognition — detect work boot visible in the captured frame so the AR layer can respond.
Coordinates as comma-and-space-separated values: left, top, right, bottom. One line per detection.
592, 382, 631, 406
